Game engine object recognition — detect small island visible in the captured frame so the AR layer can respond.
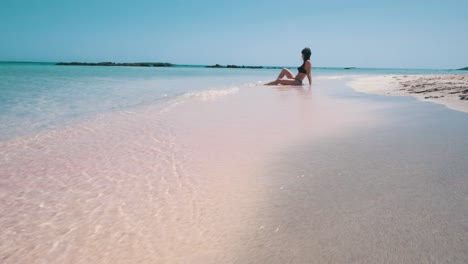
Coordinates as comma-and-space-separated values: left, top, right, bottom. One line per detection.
56, 62, 173, 67
206, 64, 263, 69
457, 67, 468, 70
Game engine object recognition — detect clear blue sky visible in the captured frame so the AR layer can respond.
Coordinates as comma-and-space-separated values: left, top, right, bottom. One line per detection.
1, 0, 467, 68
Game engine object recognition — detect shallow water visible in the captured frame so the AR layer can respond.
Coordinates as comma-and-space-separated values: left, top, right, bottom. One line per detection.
0, 62, 462, 140
0, 63, 274, 140
1, 65, 467, 263
0, 77, 382, 263
236, 82, 468, 263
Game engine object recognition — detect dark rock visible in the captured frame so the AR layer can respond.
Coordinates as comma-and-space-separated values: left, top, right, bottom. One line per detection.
456, 67, 468, 70
206, 64, 223, 68
206, 64, 263, 69
412, 90, 430, 94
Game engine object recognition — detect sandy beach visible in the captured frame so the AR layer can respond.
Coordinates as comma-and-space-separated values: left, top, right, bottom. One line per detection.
349, 74, 468, 113
2, 0, 468, 262
1, 76, 468, 263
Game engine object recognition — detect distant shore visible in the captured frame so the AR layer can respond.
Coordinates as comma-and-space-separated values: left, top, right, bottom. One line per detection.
56, 62, 173, 67
0, 61, 458, 72
349, 74, 468, 113
55, 62, 269, 69
54, 62, 362, 70
53, 61, 390, 70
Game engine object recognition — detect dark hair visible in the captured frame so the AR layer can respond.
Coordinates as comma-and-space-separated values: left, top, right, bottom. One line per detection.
301, 47, 311, 62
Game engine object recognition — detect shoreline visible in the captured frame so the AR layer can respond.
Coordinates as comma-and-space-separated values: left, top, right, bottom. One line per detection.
1, 77, 468, 263
348, 74, 468, 113
0, 79, 384, 263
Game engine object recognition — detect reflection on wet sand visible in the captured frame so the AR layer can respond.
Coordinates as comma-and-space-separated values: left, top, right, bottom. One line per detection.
1, 78, 467, 263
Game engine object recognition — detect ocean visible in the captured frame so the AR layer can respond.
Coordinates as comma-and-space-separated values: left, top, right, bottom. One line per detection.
1, 61, 468, 263
0, 62, 461, 141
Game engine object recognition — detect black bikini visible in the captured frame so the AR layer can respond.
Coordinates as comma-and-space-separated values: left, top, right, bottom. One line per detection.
297, 62, 307, 74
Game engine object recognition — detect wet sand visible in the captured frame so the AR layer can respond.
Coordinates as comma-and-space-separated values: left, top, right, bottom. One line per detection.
1, 78, 468, 263
349, 74, 468, 113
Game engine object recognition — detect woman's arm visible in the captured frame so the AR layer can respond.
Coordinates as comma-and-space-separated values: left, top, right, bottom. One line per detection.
305, 61, 312, 86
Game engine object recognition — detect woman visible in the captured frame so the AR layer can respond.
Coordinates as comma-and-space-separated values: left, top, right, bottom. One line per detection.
266, 48, 312, 86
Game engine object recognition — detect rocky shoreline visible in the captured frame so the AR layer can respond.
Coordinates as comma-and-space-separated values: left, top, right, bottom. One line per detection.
397, 75, 468, 101
349, 74, 468, 113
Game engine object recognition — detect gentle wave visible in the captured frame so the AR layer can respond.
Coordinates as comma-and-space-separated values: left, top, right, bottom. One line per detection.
182, 87, 240, 101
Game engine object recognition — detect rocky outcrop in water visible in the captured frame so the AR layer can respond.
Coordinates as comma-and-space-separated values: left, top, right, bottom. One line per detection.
457, 67, 468, 70
206, 64, 263, 69
56, 62, 173, 67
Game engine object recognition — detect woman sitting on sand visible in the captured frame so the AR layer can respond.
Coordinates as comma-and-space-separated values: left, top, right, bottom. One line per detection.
266, 47, 312, 86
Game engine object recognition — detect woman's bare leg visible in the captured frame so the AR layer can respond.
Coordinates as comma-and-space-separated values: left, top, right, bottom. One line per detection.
276, 68, 295, 79
276, 79, 302, 85
265, 68, 300, 85
266, 78, 301, 85
266, 68, 295, 85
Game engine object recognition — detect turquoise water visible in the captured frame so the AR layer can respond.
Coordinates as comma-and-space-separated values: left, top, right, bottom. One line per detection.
0, 62, 463, 141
